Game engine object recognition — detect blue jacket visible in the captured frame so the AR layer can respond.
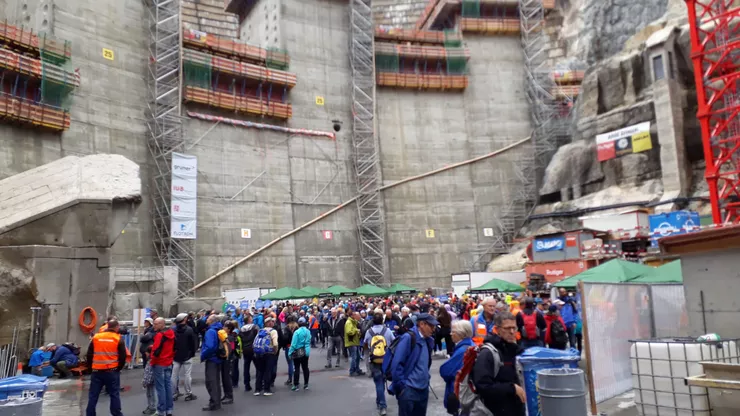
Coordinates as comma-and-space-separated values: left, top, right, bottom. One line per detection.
200, 321, 223, 363
384, 319, 398, 333
29, 350, 51, 368
470, 313, 495, 335
559, 296, 578, 326
254, 314, 264, 329
440, 337, 474, 408
389, 327, 433, 394
50, 346, 78, 367
288, 326, 312, 358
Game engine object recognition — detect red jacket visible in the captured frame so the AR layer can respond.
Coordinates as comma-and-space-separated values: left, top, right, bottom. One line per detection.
150, 328, 175, 366
544, 313, 566, 346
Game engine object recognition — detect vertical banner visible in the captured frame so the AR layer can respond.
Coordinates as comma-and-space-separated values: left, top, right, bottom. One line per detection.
171, 153, 198, 239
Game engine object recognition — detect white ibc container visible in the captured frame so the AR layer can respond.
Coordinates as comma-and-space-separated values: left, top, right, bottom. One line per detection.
630, 338, 740, 416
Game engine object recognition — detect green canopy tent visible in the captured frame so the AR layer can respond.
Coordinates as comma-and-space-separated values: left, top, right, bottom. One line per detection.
300, 286, 323, 296
354, 284, 390, 296
327, 285, 357, 297
388, 283, 418, 295
260, 287, 313, 300
554, 259, 655, 289
469, 278, 523, 293
631, 260, 682, 284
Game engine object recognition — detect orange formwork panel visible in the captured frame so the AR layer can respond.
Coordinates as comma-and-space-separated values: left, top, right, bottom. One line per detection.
0, 48, 79, 88
460, 18, 520, 34
374, 26, 461, 45
183, 49, 296, 88
183, 29, 289, 69
551, 85, 581, 98
543, 0, 556, 9
376, 72, 468, 90
0, 92, 70, 131
183, 86, 292, 119
374, 42, 469, 61
0, 21, 71, 63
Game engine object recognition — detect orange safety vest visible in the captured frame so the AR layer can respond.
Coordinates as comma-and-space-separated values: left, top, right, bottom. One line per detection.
91, 331, 131, 370
311, 317, 319, 330
473, 322, 488, 346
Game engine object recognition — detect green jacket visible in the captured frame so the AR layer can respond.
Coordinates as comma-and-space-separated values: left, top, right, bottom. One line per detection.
344, 318, 360, 347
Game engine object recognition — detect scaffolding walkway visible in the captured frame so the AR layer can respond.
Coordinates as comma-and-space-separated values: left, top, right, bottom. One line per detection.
351, 0, 387, 286
147, 0, 195, 299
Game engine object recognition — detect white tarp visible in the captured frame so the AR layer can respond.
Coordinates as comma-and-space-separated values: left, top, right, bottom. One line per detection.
171, 153, 197, 239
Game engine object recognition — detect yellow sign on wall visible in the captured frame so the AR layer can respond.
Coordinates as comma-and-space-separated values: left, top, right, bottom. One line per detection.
631, 131, 653, 153
315, 96, 325, 106
103, 48, 115, 61
425, 229, 435, 239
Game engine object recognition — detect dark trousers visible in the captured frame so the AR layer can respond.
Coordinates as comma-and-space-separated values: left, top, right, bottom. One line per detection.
566, 325, 577, 349
310, 329, 318, 347
271, 350, 279, 385
221, 358, 233, 400
230, 358, 240, 388
319, 328, 327, 346
205, 361, 222, 409
434, 328, 454, 355
86, 371, 122, 416
576, 333, 583, 353
255, 354, 276, 393
397, 386, 429, 416
243, 351, 254, 389
293, 356, 309, 386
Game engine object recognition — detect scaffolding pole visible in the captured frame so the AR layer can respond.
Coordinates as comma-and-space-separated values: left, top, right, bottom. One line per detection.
350, 0, 388, 286
146, 0, 195, 299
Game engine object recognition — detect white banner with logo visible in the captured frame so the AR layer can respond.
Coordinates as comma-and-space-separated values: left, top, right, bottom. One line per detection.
171, 153, 197, 240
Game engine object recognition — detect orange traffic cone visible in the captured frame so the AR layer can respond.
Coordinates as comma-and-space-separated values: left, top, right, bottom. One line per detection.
16, 362, 22, 376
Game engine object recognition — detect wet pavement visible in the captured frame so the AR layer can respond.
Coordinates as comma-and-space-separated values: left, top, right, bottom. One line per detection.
43, 349, 451, 416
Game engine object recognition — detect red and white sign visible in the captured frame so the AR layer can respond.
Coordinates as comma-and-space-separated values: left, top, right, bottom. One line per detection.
597, 141, 616, 162
526, 260, 595, 283
565, 233, 578, 247
171, 153, 197, 240
323, 230, 333, 240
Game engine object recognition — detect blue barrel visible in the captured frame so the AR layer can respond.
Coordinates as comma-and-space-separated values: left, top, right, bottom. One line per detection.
517, 347, 580, 416
0, 375, 48, 416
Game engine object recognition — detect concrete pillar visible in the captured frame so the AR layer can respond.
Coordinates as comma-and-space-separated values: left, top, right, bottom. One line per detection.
560, 187, 571, 202
572, 184, 582, 199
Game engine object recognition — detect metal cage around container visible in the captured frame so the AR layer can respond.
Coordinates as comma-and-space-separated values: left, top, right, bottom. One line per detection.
630, 338, 740, 416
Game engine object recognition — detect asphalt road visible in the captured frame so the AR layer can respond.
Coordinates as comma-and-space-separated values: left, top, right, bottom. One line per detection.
43, 349, 451, 416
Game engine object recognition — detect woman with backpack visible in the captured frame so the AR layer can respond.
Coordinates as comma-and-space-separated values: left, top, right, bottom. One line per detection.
288, 317, 312, 391
440, 320, 474, 415
544, 305, 568, 350
281, 316, 298, 386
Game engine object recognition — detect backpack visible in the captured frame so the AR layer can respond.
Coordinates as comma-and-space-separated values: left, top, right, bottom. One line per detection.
521, 312, 539, 341
382, 331, 416, 382
62, 342, 81, 356
239, 326, 258, 353
369, 327, 389, 364
217, 330, 230, 359
454, 343, 500, 416
253, 329, 274, 356
550, 319, 568, 345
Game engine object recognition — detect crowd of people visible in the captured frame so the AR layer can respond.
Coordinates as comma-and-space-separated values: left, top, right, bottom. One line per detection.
82, 287, 582, 416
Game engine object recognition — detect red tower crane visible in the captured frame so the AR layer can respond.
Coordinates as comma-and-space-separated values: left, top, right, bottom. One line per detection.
685, 0, 740, 224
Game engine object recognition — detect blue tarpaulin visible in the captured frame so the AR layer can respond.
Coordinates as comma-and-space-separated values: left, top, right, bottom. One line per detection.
0, 375, 48, 401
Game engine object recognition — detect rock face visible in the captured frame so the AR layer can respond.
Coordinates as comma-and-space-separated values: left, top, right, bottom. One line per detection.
559, 0, 670, 64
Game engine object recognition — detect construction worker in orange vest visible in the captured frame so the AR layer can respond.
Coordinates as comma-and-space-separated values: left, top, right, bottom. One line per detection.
470, 297, 497, 346
85, 319, 130, 416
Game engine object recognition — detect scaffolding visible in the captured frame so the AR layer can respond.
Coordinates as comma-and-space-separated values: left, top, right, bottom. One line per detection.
146, 0, 195, 299
350, 0, 387, 285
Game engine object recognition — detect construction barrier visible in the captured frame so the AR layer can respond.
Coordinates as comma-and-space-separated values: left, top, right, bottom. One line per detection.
0, 48, 79, 88
460, 17, 520, 34
183, 85, 292, 119
183, 49, 296, 88
0, 92, 70, 131
376, 72, 468, 90
374, 26, 461, 45
183, 29, 289, 69
0, 22, 71, 63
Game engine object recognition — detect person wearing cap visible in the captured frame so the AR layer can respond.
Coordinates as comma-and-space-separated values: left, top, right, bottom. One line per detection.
253, 316, 280, 397
345, 311, 364, 377
388, 313, 436, 416
288, 317, 312, 391
139, 317, 156, 369
201, 314, 224, 411
557, 288, 579, 349
171, 313, 197, 402
545, 304, 568, 350
29, 344, 53, 376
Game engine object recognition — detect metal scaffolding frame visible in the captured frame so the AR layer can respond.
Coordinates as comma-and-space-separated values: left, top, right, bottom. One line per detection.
146, 0, 195, 298
350, 0, 388, 285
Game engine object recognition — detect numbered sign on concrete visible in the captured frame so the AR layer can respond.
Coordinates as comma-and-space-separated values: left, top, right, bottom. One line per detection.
426, 229, 435, 239
323, 230, 333, 240
315, 96, 325, 106
103, 48, 115, 61
241, 229, 251, 239
483, 227, 494, 237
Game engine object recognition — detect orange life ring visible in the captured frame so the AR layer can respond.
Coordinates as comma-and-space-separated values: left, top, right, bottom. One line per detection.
79, 307, 97, 333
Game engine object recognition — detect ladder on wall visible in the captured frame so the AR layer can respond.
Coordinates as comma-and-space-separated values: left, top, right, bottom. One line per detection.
146, 0, 195, 298
350, 0, 388, 285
